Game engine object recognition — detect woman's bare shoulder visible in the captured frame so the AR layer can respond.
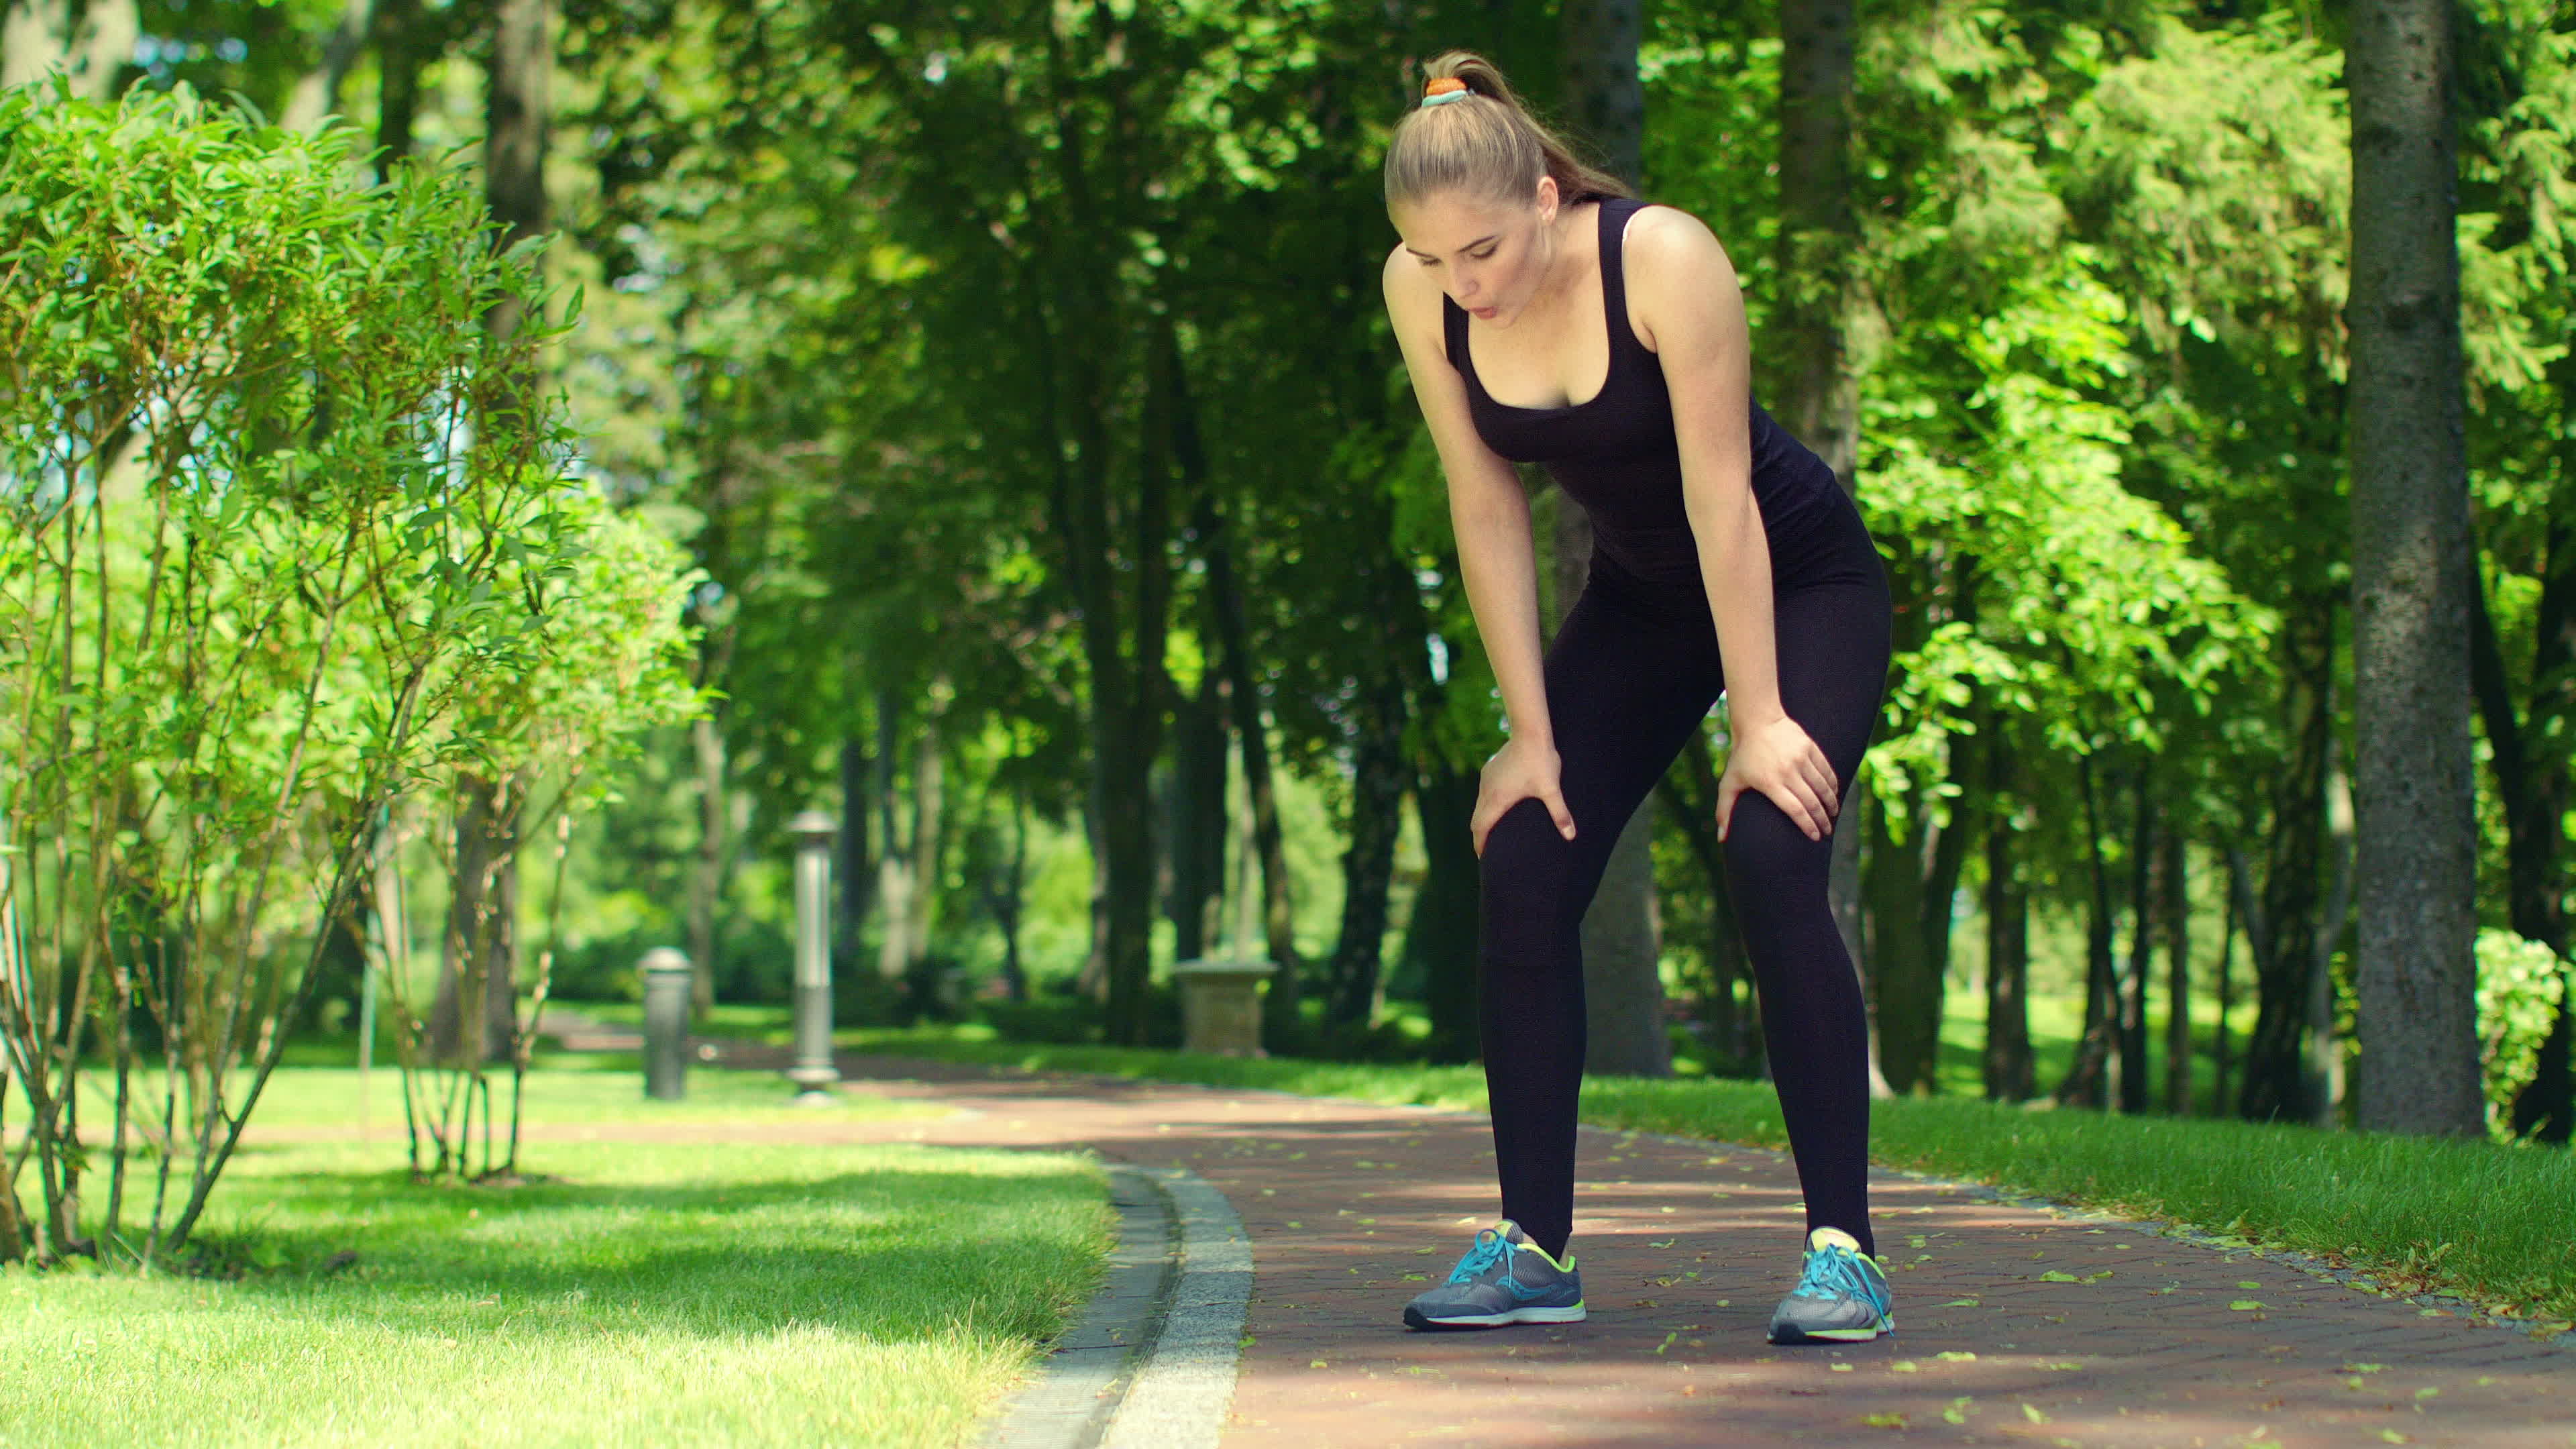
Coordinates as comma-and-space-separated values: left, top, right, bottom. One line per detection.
1381, 242, 1448, 352
1623, 203, 1736, 282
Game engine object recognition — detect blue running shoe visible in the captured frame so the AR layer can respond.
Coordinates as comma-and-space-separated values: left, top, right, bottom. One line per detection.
1401, 1219, 1587, 1330
1768, 1226, 1894, 1344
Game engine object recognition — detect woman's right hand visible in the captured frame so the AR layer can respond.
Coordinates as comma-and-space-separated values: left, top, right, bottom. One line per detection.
1470, 736, 1578, 857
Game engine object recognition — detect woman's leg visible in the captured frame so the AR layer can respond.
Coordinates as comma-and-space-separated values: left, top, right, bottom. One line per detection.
1477, 582, 1725, 1261
1719, 558, 1892, 1256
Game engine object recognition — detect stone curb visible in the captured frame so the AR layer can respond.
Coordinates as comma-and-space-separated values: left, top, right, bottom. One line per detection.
983, 1165, 1177, 1449
1100, 1165, 1254, 1449
983, 1162, 1253, 1449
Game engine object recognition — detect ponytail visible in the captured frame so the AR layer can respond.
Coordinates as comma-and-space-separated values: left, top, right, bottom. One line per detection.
1384, 51, 1633, 211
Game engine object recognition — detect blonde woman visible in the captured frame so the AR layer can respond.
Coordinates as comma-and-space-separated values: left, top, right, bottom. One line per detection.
1382, 53, 1895, 1346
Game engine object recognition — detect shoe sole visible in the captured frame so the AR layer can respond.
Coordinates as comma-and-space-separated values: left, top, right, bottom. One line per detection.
1768, 1318, 1894, 1345
1403, 1303, 1588, 1331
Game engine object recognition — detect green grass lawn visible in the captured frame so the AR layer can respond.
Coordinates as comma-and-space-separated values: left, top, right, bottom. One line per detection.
845, 1026, 2576, 1326
2, 1069, 1110, 1448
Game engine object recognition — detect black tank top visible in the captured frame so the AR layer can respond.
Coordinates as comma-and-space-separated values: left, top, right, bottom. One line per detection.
1445, 197, 1845, 586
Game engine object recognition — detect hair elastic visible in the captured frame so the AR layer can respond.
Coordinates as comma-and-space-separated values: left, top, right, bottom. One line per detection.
1420, 77, 1470, 107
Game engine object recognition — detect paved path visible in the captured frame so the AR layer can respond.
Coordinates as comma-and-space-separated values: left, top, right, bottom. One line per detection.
801, 1055, 2570, 1449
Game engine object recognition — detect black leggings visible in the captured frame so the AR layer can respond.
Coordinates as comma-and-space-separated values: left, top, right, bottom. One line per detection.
1478, 494, 1892, 1262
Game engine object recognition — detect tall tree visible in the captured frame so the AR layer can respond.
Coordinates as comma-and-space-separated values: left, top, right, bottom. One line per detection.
1775, 0, 1875, 1089
2347, 0, 2484, 1136
1559, 0, 1668, 1078
433, 0, 553, 1052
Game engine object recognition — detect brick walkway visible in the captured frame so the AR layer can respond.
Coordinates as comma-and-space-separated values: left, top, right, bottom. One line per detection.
797, 1055, 2572, 1449
480, 1051, 2569, 1448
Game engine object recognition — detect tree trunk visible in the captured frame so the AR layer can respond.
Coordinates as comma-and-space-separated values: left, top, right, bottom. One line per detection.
1409, 759, 1483, 1063
1328, 684, 1409, 1028
431, 774, 517, 1064
690, 710, 729, 1012
1867, 731, 1976, 1095
1, 0, 74, 90
1168, 669, 1228, 963
2162, 830, 2192, 1116
2349, 0, 2482, 1136
1659, 735, 1756, 1073
1559, 0, 1642, 183
2118, 773, 2154, 1114
1862, 798, 1931, 1093
2469, 543, 2575, 1140
905, 708, 945, 989
875, 698, 912, 982
2241, 606, 2333, 1122
481, 0, 549, 350
283, 0, 376, 130
374, 0, 424, 182
2, 0, 129, 98
2312, 743, 2357, 1125
1203, 504, 1305, 1043
1982, 798, 2033, 1102
2215, 863, 2241, 1114
2058, 751, 2117, 1107
1775, 0, 1860, 488
837, 733, 874, 964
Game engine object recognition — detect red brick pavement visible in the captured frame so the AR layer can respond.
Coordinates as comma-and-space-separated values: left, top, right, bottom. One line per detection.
515, 1055, 2576, 1448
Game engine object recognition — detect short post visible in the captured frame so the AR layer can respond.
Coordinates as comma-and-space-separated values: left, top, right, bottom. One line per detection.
1170, 959, 1275, 1057
786, 810, 840, 1102
640, 947, 693, 1101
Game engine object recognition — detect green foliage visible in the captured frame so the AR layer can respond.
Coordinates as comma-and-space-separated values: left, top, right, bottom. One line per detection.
0, 86, 670, 1263
2475, 930, 2569, 1142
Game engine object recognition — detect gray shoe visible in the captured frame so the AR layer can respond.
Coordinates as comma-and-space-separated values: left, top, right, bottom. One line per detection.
1402, 1219, 1587, 1330
1767, 1226, 1896, 1344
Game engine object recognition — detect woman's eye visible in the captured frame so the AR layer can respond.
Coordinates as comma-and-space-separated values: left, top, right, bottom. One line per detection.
1469, 248, 1496, 260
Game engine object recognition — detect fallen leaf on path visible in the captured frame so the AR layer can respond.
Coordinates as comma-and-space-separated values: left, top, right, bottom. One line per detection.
1939, 1297, 1981, 1307
2041, 1271, 2082, 1283
2021, 1402, 2049, 1424
1936, 1351, 1978, 1362
2230, 1300, 2265, 1311
1860, 1412, 1907, 1429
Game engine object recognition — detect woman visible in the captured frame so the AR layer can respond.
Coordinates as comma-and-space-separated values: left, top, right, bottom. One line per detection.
1382, 53, 1895, 1346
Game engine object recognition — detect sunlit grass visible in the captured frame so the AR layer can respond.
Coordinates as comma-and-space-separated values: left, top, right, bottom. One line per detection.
1, 1071, 1108, 1448
849, 1027, 2576, 1324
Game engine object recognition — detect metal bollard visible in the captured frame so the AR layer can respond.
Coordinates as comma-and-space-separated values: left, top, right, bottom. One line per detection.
786, 810, 839, 1102
640, 947, 693, 1101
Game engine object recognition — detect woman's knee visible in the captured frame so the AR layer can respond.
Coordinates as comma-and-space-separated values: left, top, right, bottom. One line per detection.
1481, 798, 1582, 912
1719, 791, 1835, 890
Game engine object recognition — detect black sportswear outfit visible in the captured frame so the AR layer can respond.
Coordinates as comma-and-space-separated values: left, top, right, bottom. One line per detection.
1446, 197, 1892, 1261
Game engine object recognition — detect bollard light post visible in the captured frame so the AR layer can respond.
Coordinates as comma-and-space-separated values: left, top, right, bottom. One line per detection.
786, 810, 840, 1102
640, 947, 693, 1101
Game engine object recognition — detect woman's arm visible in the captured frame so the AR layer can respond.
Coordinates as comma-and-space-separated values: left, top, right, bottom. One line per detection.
1623, 209, 1843, 841
1382, 246, 1577, 849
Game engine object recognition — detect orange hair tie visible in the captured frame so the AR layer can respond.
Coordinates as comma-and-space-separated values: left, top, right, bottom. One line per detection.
1420, 77, 1470, 107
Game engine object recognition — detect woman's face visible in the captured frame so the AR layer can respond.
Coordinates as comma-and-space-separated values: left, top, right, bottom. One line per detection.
1391, 176, 1560, 327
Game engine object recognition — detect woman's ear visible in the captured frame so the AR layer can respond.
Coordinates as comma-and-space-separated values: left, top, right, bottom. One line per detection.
1534, 173, 1560, 224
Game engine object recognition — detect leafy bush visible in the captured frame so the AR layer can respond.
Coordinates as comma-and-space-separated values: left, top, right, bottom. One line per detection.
0, 88, 684, 1264
2475, 928, 2569, 1142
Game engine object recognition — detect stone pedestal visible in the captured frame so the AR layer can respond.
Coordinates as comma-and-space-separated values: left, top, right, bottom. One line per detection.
1171, 959, 1275, 1057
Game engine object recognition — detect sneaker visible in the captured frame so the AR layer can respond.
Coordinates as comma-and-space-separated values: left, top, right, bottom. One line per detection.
1767, 1226, 1894, 1344
1401, 1219, 1587, 1330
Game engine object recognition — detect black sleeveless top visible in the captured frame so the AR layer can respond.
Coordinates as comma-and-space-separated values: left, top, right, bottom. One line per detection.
1444, 197, 1844, 586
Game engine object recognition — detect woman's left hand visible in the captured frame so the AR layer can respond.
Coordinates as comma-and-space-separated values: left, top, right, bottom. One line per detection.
1715, 713, 1841, 843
